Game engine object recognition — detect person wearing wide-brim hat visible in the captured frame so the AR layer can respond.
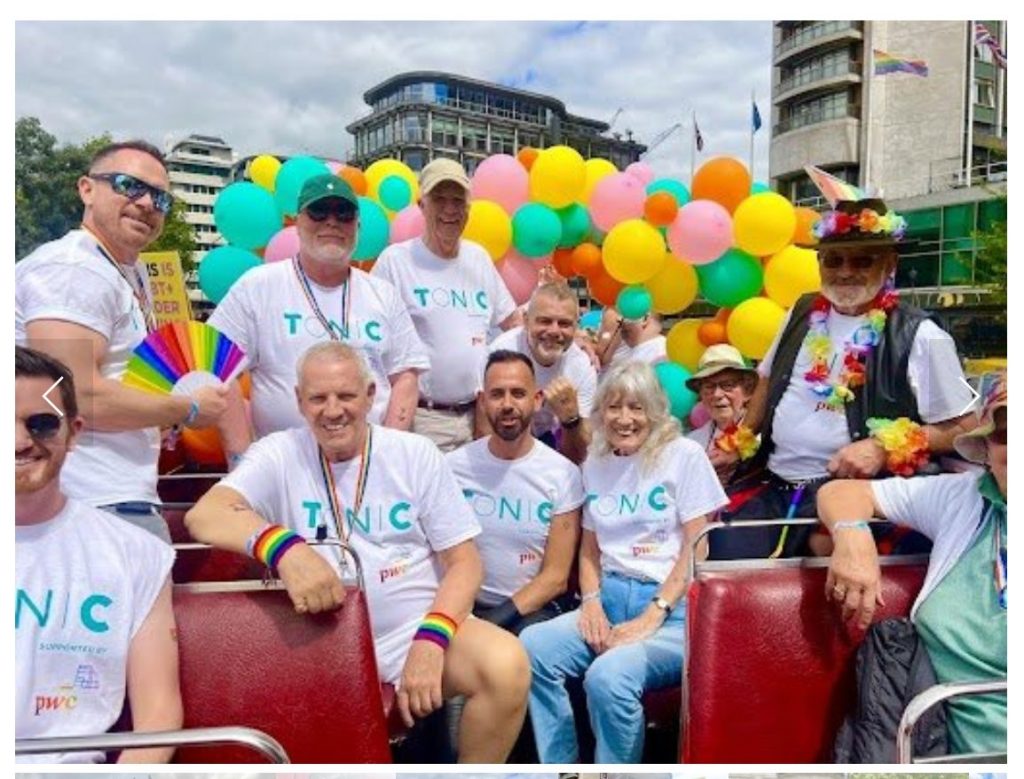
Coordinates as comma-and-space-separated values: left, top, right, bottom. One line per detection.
709, 181, 978, 561
818, 370, 1007, 755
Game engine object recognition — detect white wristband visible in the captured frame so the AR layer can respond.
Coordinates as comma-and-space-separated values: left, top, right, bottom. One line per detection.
833, 520, 872, 533
581, 590, 601, 604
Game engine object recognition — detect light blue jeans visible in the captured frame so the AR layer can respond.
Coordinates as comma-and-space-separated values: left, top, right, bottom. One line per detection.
519, 571, 686, 763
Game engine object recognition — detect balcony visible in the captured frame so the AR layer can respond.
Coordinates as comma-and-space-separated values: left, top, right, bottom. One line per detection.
774, 21, 862, 64
774, 102, 860, 136
775, 60, 862, 103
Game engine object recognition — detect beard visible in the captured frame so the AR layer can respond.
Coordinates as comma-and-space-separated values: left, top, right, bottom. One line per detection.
489, 411, 532, 442
823, 279, 884, 311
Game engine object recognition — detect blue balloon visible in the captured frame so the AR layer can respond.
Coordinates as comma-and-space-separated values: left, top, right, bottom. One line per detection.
353, 197, 390, 261
654, 361, 698, 420
751, 180, 771, 194
579, 309, 603, 330
199, 246, 262, 304
646, 178, 691, 208
213, 182, 281, 250
616, 285, 652, 320
273, 156, 331, 217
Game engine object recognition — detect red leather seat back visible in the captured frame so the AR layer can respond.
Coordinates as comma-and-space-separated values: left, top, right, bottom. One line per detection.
173, 584, 391, 763
172, 546, 268, 583
682, 560, 926, 763
163, 509, 191, 544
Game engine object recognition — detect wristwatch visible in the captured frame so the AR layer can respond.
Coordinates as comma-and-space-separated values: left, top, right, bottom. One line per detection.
651, 595, 672, 613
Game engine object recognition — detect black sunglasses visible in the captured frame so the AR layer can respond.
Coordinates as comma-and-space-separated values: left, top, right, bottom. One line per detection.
820, 253, 878, 270
89, 172, 175, 215
24, 413, 62, 440
305, 201, 357, 223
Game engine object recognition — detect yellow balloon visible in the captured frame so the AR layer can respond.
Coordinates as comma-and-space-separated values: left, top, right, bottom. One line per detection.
580, 158, 618, 204
364, 158, 419, 204
666, 318, 709, 372
602, 219, 667, 284
647, 255, 698, 315
733, 192, 797, 257
529, 145, 586, 208
463, 200, 512, 261
250, 154, 281, 192
764, 244, 821, 308
727, 296, 787, 360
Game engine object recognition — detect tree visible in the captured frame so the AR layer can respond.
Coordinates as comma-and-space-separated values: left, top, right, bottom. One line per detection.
973, 192, 1007, 306
145, 198, 198, 274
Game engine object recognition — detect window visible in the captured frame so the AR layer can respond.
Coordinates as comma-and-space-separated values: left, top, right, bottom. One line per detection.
402, 113, 427, 143
462, 122, 488, 153
490, 128, 514, 155
432, 117, 458, 147
404, 150, 426, 171
780, 89, 850, 132
779, 47, 852, 92
974, 78, 996, 108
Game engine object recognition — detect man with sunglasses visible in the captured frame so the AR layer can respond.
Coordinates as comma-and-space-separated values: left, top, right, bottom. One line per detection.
16, 346, 182, 763
710, 194, 976, 560
209, 174, 428, 457
16, 140, 230, 542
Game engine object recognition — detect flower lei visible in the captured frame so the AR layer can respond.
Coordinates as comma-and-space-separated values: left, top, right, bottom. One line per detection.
803, 288, 899, 410
866, 417, 930, 476
813, 207, 907, 243
714, 423, 759, 460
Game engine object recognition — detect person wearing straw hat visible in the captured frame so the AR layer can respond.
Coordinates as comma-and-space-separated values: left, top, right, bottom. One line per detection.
685, 344, 759, 483
817, 371, 1007, 756
711, 190, 977, 560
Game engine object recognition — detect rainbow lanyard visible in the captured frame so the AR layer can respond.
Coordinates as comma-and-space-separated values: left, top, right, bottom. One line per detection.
293, 256, 350, 341
81, 225, 157, 333
316, 426, 374, 552
991, 505, 1007, 610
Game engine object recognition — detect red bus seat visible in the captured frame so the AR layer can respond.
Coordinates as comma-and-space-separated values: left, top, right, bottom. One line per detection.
172, 545, 268, 583
681, 557, 926, 763
172, 581, 391, 763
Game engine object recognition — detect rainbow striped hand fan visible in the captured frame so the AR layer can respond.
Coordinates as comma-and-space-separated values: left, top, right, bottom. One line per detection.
123, 322, 246, 396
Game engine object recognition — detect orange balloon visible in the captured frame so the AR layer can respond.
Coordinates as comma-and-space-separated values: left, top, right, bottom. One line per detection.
338, 165, 368, 197
552, 247, 576, 278
238, 371, 252, 400
587, 267, 626, 307
352, 260, 375, 272
698, 320, 729, 347
715, 307, 732, 323
571, 242, 603, 278
691, 157, 753, 214
517, 147, 539, 171
643, 192, 679, 227
181, 426, 226, 468
792, 206, 821, 246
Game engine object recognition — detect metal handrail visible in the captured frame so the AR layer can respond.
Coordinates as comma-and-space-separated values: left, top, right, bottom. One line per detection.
688, 517, 820, 580
15, 725, 290, 763
897, 678, 1008, 763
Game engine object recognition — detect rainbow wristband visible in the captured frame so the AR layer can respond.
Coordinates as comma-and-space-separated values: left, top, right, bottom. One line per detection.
251, 524, 305, 572
414, 611, 458, 651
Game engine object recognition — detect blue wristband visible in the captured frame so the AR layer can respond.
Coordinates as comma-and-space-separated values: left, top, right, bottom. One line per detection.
183, 398, 200, 427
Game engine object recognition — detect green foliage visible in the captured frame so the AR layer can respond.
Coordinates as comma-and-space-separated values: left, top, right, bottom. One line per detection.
973, 193, 1007, 305
145, 197, 198, 274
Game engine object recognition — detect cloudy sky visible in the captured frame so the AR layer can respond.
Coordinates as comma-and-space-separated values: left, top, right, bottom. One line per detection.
15, 20, 774, 183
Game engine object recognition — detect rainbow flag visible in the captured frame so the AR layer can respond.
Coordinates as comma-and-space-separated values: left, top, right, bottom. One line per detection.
874, 49, 929, 77
804, 165, 866, 207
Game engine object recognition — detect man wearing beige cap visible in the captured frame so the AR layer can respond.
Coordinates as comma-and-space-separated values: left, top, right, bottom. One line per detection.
374, 159, 521, 452
211, 173, 429, 458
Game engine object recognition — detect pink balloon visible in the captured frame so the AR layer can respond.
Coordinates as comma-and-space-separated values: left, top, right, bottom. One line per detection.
667, 200, 734, 265
325, 160, 343, 174
498, 250, 540, 305
390, 205, 426, 244
589, 172, 646, 232
689, 402, 711, 430
625, 161, 655, 186
471, 154, 530, 215
263, 225, 300, 263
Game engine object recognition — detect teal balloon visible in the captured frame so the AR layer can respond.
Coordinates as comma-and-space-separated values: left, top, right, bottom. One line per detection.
353, 197, 390, 261
213, 182, 281, 250
273, 156, 330, 217
616, 285, 652, 320
579, 309, 603, 330
199, 246, 262, 304
589, 226, 607, 246
654, 361, 698, 420
379, 175, 412, 211
512, 203, 562, 258
647, 178, 691, 207
556, 203, 592, 248
751, 180, 771, 194
696, 248, 765, 308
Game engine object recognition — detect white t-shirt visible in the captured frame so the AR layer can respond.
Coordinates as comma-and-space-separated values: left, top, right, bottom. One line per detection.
208, 260, 429, 437
873, 471, 993, 620
16, 499, 174, 763
582, 436, 727, 582
446, 437, 586, 606
16, 230, 160, 505
486, 327, 597, 437
617, 335, 668, 366
373, 238, 517, 403
221, 424, 480, 683
759, 308, 974, 481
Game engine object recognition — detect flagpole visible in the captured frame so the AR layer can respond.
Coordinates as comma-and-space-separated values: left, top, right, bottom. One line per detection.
749, 89, 756, 177
862, 42, 873, 190
966, 20, 976, 185
995, 22, 1006, 139
690, 110, 696, 183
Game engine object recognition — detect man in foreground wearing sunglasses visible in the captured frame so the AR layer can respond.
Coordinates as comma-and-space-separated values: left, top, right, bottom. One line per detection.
16, 346, 182, 763
710, 192, 977, 560
16, 140, 230, 542
209, 173, 428, 459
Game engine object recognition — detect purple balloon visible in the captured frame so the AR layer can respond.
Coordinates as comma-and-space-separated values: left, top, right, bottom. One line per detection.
689, 401, 712, 430
390, 205, 426, 244
471, 154, 529, 216
589, 172, 646, 232
263, 225, 300, 263
625, 161, 655, 186
667, 200, 734, 265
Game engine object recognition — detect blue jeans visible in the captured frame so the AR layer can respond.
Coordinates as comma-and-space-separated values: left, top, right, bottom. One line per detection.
519, 571, 685, 763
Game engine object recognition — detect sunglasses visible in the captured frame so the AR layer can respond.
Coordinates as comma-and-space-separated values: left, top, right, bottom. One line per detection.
820, 253, 879, 270
89, 172, 175, 215
988, 426, 1007, 446
699, 377, 742, 394
24, 413, 62, 440
305, 201, 357, 223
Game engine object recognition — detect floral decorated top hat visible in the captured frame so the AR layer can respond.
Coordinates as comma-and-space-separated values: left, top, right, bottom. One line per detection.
800, 164, 908, 248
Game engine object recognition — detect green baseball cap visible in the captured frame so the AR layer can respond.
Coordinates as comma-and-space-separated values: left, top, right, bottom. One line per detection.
297, 174, 358, 213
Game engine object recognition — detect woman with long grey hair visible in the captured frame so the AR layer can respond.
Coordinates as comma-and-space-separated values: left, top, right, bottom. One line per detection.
520, 360, 727, 763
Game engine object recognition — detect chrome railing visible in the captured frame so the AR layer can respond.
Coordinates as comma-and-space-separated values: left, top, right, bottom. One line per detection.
897, 678, 1007, 763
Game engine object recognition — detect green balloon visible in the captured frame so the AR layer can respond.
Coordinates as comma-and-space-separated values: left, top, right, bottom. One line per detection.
199, 246, 262, 304
647, 178, 691, 207
696, 248, 765, 308
751, 180, 771, 194
214, 182, 282, 250
616, 285, 652, 320
654, 361, 697, 420
512, 203, 562, 258
556, 203, 592, 248
379, 175, 412, 211
273, 156, 330, 217
353, 197, 390, 261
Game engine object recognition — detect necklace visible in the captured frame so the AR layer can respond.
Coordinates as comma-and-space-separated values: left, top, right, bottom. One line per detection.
802, 288, 898, 411
81, 225, 157, 333
293, 256, 350, 340
316, 427, 374, 569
